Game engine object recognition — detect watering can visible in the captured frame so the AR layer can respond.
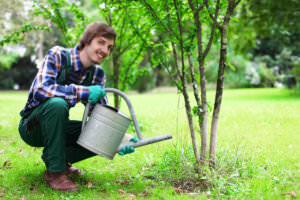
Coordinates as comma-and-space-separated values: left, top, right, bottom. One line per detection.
77, 88, 172, 160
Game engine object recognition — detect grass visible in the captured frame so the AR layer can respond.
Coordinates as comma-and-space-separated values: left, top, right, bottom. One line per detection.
0, 88, 299, 199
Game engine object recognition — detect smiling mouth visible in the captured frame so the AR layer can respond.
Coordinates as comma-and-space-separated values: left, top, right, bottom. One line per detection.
97, 52, 104, 59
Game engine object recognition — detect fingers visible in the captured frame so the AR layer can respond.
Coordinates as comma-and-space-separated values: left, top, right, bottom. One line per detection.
88, 85, 106, 103
118, 145, 135, 156
129, 136, 138, 143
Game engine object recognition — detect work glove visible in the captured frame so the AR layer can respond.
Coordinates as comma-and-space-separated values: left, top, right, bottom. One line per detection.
88, 85, 106, 104
119, 136, 138, 156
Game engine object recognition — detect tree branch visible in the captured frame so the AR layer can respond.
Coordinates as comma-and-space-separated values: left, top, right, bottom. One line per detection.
173, 0, 185, 79
203, 0, 220, 59
204, 0, 222, 29
166, 2, 182, 79
234, 0, 242, 8
119, 38, 136, 55
224, 0, 236, 25
118, 12, 127, 52
121, 45, 145, 91
141, 0, 176, 38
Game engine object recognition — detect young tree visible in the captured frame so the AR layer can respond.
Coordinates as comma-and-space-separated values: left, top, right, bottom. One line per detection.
124, 0, 241, 171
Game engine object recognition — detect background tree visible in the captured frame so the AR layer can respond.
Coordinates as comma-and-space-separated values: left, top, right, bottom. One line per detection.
0, 0, 54, 89
228, 0, 300, 87
92, 0, 148, 108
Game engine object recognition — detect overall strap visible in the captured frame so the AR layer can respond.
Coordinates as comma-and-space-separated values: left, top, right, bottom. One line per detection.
82, 66, 95, 86
56, 49, 95, 86
66, 50, 71, 68
56, 50, 72, 85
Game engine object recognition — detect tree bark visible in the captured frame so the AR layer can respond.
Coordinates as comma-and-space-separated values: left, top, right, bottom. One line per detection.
193, 9, 208, 168
112, 52, 121, 109
209, 0, 238, 168
173, 0, 201, 171
181, 80, 202, 171
209, 23, 228, 168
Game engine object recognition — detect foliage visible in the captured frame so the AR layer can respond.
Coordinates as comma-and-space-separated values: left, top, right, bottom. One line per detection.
228, 0, 300, 88
0, 56, 37, 90
0, 23, 51, 47
0, 53, 19, 69
32, 0, 90, 48
293, 66, 300, 89
206, 45, 280, 89
0, 0, 30, 37
92, 0, 148, 93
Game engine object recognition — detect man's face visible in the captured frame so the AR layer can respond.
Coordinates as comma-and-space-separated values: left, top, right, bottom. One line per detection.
85, 35, 114, 64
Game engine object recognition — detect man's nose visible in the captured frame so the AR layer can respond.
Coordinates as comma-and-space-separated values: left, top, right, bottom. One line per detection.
101, 45, 109, 56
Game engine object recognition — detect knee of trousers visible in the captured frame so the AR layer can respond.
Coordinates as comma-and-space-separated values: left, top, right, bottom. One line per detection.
44, 97, 69, 116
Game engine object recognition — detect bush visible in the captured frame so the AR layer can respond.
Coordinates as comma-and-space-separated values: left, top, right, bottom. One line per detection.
0, 56, 37, 90
257, 62, 276, 87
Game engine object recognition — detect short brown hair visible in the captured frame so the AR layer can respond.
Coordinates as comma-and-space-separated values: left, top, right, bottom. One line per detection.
78, 22, 117, 50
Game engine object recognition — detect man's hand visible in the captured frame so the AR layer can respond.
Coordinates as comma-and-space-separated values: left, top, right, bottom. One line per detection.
119, 136, 138, 156
88, 85, 106, 104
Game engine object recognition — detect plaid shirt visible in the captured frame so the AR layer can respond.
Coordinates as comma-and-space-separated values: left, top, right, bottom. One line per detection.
20, 45, 107, 117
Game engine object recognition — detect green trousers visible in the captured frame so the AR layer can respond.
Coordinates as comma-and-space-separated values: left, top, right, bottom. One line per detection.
18, 97, 95, 173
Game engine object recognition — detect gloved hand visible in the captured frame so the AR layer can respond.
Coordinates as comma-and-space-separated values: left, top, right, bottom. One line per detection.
119, 136, 138, 156
88, 85, 106, 104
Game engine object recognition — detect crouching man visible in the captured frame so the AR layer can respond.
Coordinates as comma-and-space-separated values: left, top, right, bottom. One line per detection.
18, 22, 136, 192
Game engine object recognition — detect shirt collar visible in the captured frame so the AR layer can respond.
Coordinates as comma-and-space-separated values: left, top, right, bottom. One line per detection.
71, 46, 85, 72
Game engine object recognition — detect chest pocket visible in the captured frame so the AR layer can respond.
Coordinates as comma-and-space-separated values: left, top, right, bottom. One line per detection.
56, 50, 95, 86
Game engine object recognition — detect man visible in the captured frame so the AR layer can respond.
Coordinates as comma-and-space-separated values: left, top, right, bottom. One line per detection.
18, 22, 136, 192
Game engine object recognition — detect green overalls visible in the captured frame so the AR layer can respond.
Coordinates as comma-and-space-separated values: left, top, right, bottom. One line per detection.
18, 51, 96, 173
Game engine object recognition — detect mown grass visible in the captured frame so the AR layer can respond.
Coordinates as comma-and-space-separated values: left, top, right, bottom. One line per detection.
0, 88, 299, 199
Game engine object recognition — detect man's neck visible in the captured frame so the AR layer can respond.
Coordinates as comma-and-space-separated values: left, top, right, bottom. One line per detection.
79, 49, 92, 69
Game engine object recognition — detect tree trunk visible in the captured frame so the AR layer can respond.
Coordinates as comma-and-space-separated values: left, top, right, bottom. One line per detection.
209, 24, 228, 168
194, 12, 208, 168
181, 82, 202, 172
112, 52, 121, 109
199, 59, 208, 167
173, 0, 202, 172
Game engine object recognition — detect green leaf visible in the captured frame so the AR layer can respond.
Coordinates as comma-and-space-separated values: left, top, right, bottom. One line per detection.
226, 57, 236, 71
230, 16, 239, 22
207, 102, 213, 112
227, 62, 236, 71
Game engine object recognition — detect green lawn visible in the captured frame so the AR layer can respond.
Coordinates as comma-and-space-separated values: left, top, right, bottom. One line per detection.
0, 88, 299, 199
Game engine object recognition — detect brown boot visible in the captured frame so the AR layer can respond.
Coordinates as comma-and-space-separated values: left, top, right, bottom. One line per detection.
64, 163, 83, 176
45, 170, 79, 192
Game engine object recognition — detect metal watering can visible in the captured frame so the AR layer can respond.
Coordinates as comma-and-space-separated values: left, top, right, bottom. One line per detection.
77, 88, 172, 160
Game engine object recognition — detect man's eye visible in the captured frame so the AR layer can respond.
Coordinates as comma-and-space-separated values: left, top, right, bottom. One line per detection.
98, 40, 104, 44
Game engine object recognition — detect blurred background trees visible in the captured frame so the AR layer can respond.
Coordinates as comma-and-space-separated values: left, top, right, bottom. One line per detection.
0, 0, 299, 91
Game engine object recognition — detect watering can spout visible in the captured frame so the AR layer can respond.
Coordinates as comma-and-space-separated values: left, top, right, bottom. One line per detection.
117, 134, 173, 152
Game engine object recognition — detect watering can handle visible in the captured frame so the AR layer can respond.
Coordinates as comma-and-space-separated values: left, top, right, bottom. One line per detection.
81, 88, 143, 140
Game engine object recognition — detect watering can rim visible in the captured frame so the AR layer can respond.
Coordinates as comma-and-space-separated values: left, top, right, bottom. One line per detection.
100, 104, 131, 121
